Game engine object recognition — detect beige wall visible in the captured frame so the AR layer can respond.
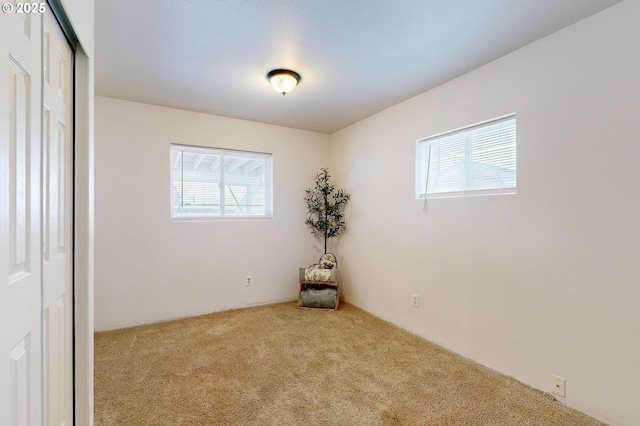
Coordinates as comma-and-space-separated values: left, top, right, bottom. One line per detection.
94, 97, 329, 330
328, 2, 639, 425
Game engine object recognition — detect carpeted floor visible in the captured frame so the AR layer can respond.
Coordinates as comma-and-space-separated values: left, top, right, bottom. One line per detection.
94, 301, 606, 426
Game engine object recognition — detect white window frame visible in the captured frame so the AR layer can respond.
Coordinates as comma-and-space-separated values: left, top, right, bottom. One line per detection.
171, 144, 273, 220
416, 114, 516, 199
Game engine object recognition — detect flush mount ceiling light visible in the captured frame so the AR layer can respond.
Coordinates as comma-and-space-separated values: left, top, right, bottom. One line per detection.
267, 69, 301, 96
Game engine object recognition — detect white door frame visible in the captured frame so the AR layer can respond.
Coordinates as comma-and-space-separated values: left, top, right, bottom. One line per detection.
72, 50, 94, 426
46, 2, 95, 424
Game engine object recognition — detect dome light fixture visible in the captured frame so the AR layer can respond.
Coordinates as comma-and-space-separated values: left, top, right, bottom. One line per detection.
267, 69, 301, 96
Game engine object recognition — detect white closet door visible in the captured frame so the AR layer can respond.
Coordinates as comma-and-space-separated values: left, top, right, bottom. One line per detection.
0, 8, 43, 426
1, 6, 74, 425
42, 7, 73, 426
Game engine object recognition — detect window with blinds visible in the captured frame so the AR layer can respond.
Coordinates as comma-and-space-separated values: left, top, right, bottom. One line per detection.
416, 114, 516, 199
171, 144, 272, 219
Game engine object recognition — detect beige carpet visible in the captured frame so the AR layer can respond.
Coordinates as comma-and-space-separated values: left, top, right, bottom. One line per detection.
95, 301, 605, 426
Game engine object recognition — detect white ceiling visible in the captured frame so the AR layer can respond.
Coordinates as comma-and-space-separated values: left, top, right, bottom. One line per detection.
95, 0, 619, 134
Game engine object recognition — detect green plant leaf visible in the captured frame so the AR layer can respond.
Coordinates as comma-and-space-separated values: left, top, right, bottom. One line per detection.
304, 168, 350, 253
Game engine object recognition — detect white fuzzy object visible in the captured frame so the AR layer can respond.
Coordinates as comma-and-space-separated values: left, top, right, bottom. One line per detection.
303, 252, 338, 281
304, 264, 337, 281
319, 253, 337, 269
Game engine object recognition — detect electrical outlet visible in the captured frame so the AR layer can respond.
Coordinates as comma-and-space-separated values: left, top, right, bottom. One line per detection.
412, 294, 419, 308
245, 276, 252, 286
552, 375, 566, 397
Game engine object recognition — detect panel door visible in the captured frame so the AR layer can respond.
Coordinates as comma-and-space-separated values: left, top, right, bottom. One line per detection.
0, 6, 43, 426
42, 8, 73, 426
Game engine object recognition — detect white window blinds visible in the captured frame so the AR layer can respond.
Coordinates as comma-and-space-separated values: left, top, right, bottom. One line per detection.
416, 115, 516, 199
171, 144, 272, 218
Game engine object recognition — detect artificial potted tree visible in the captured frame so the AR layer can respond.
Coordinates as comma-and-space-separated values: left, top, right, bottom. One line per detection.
299, 169, 350, 309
